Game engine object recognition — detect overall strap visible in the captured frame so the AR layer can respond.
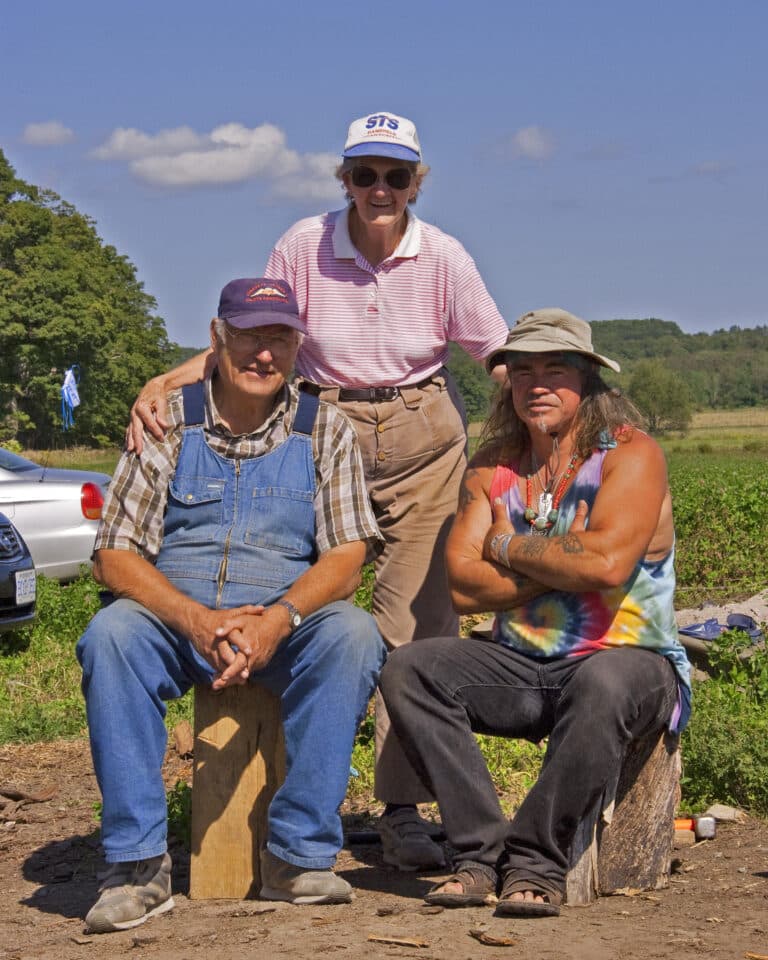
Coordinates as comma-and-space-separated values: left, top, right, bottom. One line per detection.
181, 383, 206, 427
292, 388, 319, 436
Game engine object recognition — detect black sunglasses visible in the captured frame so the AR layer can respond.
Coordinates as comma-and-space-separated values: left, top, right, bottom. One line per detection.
350, 165, 413, 190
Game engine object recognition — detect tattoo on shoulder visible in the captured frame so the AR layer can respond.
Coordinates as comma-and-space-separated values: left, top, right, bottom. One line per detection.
560, 533, 585, 554
458, 470, 478, 511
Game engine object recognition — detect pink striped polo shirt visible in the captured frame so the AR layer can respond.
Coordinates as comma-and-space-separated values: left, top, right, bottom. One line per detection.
264, 206, 509, 388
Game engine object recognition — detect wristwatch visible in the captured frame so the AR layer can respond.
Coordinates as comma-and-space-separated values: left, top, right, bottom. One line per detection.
276, 598, 302, 632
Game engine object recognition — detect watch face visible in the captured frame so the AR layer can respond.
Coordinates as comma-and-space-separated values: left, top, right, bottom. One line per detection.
279, 600, 301, 629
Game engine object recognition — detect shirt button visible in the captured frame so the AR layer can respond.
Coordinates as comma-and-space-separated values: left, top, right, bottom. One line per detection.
377, 423, 385, 433
377, 452, 386, 461
186, 494, 194, 501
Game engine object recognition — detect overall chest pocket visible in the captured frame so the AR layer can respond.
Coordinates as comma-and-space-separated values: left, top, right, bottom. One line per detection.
166, 476, 226, 535
244, 486, 315, 556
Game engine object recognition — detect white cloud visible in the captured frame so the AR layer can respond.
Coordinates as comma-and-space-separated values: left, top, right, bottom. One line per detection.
92, 126, 207, 160
92, 121, 339, 199
271, 152, 340, 202
511, 125, 555, 161
22, 121, 75, 146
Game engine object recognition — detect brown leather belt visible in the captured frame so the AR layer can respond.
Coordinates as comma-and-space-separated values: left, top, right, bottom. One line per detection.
300, 370, 442, 402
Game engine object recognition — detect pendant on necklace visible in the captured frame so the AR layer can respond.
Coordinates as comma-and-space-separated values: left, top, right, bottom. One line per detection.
537, 492, 553, 518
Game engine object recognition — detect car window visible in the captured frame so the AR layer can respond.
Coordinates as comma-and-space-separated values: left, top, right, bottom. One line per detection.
0, 449, 39, 473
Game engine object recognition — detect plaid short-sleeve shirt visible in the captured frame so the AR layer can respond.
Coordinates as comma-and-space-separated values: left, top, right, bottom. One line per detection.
96, 380, 381, 561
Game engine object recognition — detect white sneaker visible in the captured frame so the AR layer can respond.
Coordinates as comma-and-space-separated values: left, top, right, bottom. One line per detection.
378, 808, 446, 871
85, 853, 174, 933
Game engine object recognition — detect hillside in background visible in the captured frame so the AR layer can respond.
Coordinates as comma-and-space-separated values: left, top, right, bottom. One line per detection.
592, 319, 768, 409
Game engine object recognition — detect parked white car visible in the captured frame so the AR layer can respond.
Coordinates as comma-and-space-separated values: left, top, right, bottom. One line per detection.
0, 449, 111, 582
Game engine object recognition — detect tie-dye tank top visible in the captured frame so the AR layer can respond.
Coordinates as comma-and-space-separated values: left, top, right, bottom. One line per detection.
490, 446, 691, 731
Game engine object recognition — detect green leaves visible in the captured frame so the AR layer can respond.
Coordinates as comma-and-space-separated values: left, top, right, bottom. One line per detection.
670, 452, 768, 606
0, 150, 177, 446
681, 629, 768, 815
628, 360, 693, 434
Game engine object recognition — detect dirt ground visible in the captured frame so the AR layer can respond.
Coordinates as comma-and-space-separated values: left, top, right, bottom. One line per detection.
1, 738, 767, 960
3, 592, 768, 960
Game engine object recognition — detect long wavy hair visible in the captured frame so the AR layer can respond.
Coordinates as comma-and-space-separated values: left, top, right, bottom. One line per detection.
477, 353, 646, 463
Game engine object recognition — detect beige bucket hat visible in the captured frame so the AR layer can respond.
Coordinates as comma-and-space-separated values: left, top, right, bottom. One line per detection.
487, 308, 620, 373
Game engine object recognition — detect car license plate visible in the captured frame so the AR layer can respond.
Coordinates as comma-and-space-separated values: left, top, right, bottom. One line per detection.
15, 570, 36, 605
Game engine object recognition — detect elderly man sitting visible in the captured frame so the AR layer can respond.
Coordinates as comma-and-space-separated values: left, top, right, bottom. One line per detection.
380, 308, 691, 917
77, 278, 385, 933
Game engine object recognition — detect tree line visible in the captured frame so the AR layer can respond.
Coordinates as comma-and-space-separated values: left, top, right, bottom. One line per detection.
1, 149, 764, 446
0, 150, 182, 447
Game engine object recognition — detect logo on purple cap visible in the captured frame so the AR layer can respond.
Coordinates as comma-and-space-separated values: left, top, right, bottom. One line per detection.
245, 281, 290, 303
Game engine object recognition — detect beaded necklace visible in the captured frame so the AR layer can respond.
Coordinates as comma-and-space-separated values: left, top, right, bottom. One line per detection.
524, 452, 579, 534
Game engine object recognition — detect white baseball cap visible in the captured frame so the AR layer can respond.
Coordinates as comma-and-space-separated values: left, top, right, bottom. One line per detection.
342, 111, 421, 162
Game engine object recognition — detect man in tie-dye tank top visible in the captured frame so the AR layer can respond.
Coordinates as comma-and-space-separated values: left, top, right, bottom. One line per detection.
380, 308, 691, 918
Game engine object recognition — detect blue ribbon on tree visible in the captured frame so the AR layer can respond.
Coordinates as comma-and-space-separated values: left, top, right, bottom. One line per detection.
61, 365, 81, 430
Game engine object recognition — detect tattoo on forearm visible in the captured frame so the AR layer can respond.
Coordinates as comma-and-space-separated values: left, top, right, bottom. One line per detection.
517, 537, 549, 559
560, 533, 585, 554
458, 469, 478, 512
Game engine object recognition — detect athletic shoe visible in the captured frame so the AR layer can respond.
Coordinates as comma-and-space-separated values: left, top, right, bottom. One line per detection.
259, 848, 353, 905
85, 853, 174, 933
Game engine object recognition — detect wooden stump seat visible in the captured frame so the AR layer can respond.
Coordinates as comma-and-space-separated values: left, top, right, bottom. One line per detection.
189, 684, 285, 899
565, 729, 681, 905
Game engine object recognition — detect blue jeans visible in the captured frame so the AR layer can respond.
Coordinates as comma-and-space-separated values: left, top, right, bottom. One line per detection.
380, 639, 678, 897
77, 598, 385, 868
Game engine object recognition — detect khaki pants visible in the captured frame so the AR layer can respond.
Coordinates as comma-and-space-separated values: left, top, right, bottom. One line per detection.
321, 373, 467, 803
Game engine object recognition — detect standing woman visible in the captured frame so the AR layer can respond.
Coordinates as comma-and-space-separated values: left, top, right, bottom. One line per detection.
128, 111, 509, 870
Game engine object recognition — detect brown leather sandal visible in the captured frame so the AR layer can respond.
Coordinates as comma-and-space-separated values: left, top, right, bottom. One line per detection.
494, 873, 563, 917
424, 866, 498, 907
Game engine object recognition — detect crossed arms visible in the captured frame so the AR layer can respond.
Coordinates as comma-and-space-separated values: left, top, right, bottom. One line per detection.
445, 432, 674, 615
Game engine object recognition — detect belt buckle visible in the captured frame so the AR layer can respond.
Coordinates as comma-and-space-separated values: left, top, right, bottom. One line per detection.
373, 387, 398, 402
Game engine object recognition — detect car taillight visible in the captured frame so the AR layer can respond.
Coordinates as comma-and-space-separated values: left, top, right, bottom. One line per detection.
81, 482, 105, 520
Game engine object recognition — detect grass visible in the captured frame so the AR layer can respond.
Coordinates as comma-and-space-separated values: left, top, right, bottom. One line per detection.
20, 445, 122, 475
0, 575, 100, 742
0, 574, 194, 742
660, 407, 768, 454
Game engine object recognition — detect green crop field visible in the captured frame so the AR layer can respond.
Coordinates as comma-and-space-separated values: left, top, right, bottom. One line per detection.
669, 450, 767, 606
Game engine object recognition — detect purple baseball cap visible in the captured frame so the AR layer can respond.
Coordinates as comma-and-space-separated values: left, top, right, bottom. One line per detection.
217, 278, 306, 333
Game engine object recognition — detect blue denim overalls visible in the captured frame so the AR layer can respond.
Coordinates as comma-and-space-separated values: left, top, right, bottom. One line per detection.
78, 383, 385, 867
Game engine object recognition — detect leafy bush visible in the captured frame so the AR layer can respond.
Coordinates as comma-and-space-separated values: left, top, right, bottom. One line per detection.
681, 629, 768, 816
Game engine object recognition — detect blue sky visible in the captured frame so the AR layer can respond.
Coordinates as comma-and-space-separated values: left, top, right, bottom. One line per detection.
3, 0, 766, 347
